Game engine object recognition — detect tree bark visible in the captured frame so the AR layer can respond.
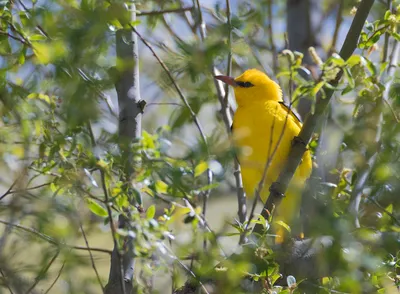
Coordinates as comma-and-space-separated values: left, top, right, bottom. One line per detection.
105, 4, 142, 294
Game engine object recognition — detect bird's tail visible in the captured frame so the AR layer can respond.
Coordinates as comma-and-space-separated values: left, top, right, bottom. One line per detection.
273, 184, 303, 244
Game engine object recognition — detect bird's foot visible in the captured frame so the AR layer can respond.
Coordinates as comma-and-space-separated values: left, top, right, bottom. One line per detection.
292, 136, 307, 147
269, 182, 284, 199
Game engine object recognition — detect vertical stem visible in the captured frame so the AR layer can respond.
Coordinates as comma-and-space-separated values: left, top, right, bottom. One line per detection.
267, 0, 278, 74
224, 0, 232, 103
105, 3, 142, 294
382, 0, 392, 63
329, 0, 344, 54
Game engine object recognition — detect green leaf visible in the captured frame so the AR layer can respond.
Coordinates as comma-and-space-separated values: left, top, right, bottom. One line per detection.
274, 220, 291, 233
347, 55, 362, 66
197, 182, 219, 192
0, 34, 11, 55
32, 40, 66, 64
341, 85, 353, 95
343, 67, 355, 88
146, 205, 156, 219
29, 34, 47, 41
389, 83, 400, 105
384, 10, 391, 20
194, 161, 208, 177
393, 32, 400, 42
87, 199, 108, 217
365, 58, 377, 75
311, 81, 325, 96
155, 180, 168, 194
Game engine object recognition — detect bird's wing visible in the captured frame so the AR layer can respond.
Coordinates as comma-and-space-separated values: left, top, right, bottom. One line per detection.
278, 101, 303, 128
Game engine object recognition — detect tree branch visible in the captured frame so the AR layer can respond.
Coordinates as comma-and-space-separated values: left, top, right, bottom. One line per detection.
137, 6, 193, 16
79, 222, 104, 291
0, 219, 112, 254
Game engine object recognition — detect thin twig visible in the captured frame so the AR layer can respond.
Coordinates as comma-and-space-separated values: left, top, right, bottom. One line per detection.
0, 182, 52, 201
267, 0, 278, 73
223, 0, 233, 104
0, 269, 15, 294
0, 219, 112, 254
25, 250, 60, 294
369, 197, 400, 226
179, 0, 196, 34
329, 0, 344, 54
154, 194, 226, 257
195, 0, 207, 40
146, 102, 184, 107
161, 15, 184, 43
382, 0, 392, 63
131, 25, 213, 249
191, 1, 214, 248
314, 1, 340, 36
43, 261, 66, 294
79, 221, 105, 291
0, 31, 29, 46
0, 176, 21, 201
162, 243, 210, 294
130, 31, 206, 145
137, 6, 194, 16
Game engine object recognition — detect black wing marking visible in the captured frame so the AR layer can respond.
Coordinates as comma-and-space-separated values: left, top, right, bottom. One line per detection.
278, 101, 302, 124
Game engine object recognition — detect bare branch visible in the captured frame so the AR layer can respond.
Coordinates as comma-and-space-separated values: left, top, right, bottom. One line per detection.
0, 182, 52, 201
329, 0, 345, 54
0, 31, 29, 46
0, 269, 15, 294
267, 0, 278, 73
79, 222, 104, 291
131, 24, 213, 249
223, 0, 233, 104
137, 6, 193, 16
24, 250, 60, 294
382, 0, 393, 63
0, 219, 112, 254
43, 261, 66, 294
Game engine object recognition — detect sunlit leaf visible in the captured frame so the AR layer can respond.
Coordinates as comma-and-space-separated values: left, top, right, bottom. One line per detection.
87, 199, 108, 217
155, 180, 168, 194
274, 220, 291, 233
146, 205, 156, 219
194, 161, 208, 177
32, 40, 66, 64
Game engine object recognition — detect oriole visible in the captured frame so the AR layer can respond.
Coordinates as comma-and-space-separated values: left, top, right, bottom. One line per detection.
215, 69, 312, 242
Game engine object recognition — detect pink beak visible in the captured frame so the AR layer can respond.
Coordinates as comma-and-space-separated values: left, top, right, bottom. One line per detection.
214, 75, 237, 87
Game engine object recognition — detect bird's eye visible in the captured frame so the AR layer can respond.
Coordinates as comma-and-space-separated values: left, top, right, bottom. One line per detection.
236, 81, 254, 88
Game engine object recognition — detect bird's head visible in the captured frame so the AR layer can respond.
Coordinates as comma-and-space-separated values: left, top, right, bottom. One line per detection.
215, 68, 282, 107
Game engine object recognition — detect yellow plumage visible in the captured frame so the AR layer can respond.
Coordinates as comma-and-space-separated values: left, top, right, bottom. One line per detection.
216, 69, 312, 242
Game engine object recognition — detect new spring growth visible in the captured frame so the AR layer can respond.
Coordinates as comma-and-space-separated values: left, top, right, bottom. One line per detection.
309, 47, 323, 67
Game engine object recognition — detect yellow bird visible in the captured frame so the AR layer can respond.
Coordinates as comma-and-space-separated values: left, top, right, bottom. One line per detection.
215, 69, 312, 242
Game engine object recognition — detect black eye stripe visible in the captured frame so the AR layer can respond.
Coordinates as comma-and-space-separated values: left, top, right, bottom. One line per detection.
236, 81, 254, 88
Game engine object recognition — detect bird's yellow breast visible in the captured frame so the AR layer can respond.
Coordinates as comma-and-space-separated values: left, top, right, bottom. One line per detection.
232, 100, 312, 203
